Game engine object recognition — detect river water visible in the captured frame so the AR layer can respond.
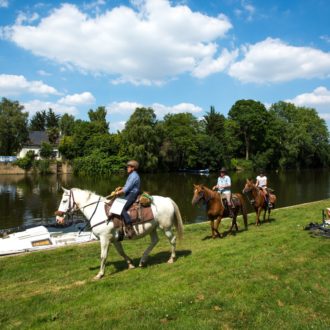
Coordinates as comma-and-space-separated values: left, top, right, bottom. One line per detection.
0, 169, 329, 230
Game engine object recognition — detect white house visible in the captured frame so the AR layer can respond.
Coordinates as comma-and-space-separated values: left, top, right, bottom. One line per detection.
17, 131, 60, 160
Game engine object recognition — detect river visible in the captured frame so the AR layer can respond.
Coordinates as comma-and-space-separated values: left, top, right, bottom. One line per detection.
0, 169, 329, 230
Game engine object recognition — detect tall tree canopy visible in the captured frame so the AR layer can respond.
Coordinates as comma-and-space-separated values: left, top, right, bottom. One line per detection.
0, 98, 28, 155
121, 107, 160, 171
228, 100, 269, 160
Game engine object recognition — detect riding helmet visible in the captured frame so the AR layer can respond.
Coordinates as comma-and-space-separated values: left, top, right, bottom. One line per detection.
127, 160, 139, 170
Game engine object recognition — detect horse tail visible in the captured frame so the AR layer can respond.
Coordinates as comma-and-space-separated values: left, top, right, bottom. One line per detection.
236, 193, 248, 230
170, 198, 184, 240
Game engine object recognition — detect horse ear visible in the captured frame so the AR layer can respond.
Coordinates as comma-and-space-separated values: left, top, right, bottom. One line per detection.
61, 186, 68, 192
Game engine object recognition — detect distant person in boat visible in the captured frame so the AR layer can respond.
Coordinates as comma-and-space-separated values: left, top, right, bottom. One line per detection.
212, 167, 234, 216
255, 169, 271, 208
114, 160, 141, 239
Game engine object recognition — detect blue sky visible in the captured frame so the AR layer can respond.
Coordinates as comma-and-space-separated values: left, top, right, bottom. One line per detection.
0, 0, 329, 132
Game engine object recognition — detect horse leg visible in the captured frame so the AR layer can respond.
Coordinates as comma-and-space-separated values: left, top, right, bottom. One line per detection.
163, 228, 177, 264
139, 229, 159, 267
213, 217, 222, 238
94, 234, 111, 280
113, 241, 135, 269
210, 220, 216, 238
256, 208, 261, 226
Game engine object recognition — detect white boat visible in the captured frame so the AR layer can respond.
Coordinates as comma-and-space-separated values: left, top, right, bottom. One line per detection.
0, 222, 97, 256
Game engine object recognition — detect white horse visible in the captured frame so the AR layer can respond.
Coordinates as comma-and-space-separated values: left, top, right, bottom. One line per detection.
55, 188, 184, 280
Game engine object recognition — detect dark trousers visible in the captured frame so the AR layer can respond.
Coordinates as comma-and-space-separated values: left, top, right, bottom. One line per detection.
122, 192, 137, 225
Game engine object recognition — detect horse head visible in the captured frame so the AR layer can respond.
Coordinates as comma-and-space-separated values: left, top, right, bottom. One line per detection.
242, 179, 255, 194
55, 187, 78, 224
192, 184, 207, 205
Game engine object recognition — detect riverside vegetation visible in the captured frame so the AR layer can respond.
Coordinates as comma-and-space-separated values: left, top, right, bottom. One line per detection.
0, 200, 329, 329
1, 97, 329, 176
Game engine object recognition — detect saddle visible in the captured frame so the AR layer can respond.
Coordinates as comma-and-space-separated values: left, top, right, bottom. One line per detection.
104, 194, 154, 229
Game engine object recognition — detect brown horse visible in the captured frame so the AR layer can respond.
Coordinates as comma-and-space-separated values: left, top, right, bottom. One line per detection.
242, 179, 277, 225
192, 184, 248, 238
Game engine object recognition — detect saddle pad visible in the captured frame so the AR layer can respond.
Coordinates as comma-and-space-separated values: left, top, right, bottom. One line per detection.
104, 200, 154, 225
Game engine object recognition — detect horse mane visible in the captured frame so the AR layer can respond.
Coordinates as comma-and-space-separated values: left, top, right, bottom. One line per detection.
72, 188, 104, 201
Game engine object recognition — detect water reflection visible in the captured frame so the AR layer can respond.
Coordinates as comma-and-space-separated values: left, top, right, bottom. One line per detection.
0, 169, 329, 229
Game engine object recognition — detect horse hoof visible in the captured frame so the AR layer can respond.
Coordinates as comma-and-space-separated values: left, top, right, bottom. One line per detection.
93, 274, 103, 280
167, 258, 174, 264
128, 263, 135, 270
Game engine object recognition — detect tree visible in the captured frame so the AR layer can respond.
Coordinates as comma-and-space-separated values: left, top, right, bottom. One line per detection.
228, 100, 269, 160
88, 106, 109, 133
39, 142, 53, 159
0, 98, 29, 155
159, 113, 201, 169
59, 113, 75, 136
269, 101, 330, 168
29, 110, 46, 131
121, 107, 160, 171
203, 106, 225, 141
45, 108, 60, 129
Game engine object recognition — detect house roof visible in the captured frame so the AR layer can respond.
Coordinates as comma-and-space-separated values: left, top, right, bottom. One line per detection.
26, 131, 49, 146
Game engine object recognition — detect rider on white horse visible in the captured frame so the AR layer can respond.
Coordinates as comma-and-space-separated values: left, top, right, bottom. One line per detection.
114, 160, 140, 239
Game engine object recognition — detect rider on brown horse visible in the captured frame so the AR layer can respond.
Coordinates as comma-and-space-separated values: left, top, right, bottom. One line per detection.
255, 170, 272, 208
212, 167, 235, 217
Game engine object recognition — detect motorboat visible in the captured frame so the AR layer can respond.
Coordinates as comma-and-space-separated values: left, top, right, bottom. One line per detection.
0, 222, 97, 256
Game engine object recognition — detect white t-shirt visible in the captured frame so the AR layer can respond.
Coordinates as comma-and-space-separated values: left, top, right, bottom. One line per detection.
256, 175, 267, 187
217, 175, 231, 193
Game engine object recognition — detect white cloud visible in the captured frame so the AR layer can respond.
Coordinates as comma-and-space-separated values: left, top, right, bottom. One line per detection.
0, 74, 59, 96
22, 99, 77, 117
2, 1, 233, 85
0, 0, 9, 8
229, 38, 330, 83
107, 100, 203, 119
58, 92, 95, 106
110, 120, 126, 133
107, 101, 143, 115
285, 86, 330, 123
151, 102, 203, 117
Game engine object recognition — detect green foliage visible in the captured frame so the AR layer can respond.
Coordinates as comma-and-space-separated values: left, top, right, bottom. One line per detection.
0, 98, 29, 155
73, 150, 127, 176
228, 100, 268, 160
59, 113, 75, 136
58, 136, 77, 160
39, 141, 53, 159
230, 158, 253, 171
15, 150, 35, 170
36, 159, 51, 174
121, 107, 160, 171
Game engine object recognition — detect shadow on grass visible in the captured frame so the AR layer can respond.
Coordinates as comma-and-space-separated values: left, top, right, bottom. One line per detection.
89, 249, 192, 273
202, 227, 248, 241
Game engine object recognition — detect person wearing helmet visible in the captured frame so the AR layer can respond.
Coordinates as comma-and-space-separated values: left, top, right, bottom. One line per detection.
115, 160, 141, 238
212, 167, 234, 216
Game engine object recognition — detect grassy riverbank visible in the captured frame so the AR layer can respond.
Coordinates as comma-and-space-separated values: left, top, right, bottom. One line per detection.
1, 200, 330, 329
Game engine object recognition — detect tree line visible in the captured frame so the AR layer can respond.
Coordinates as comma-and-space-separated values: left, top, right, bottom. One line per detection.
0, 97, 329, 175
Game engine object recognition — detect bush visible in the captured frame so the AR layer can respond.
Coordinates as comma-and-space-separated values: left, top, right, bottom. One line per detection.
73, 151, 127, 176
15, 150, 35, 170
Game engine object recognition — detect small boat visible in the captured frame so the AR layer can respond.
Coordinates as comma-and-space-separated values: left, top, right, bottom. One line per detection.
178, 168, 210, 174
0, 222, 97, 256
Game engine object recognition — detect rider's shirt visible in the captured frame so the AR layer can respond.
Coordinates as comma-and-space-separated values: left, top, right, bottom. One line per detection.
123, 171, 141, 197
256, 175, 267, 187
217, 175, 231, 193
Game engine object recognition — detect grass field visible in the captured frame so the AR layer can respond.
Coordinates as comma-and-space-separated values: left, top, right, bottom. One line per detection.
1, 200, 330, 329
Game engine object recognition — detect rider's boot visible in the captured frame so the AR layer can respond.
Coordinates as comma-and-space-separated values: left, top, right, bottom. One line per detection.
126, 223, 135, 239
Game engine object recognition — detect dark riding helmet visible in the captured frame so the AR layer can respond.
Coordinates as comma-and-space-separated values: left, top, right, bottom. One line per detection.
220, 167, 227, 173
127, 160, 139, 170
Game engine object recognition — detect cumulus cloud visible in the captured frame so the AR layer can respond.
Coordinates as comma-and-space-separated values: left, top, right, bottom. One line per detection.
285, 86, 330, 121
0, 0, 8, 8
22, 99, 77, 117
229, 38, 330, 83
58, 92, 95, 106
1, 0, 233, 85
107, 100, 203, 119
0, 74, 59, 96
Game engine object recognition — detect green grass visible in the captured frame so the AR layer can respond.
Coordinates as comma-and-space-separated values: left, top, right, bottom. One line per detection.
1, 200, 330, 329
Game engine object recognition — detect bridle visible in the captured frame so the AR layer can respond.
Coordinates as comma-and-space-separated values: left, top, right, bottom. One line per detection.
193, 188, 213, 205
56, 189, 102, 224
